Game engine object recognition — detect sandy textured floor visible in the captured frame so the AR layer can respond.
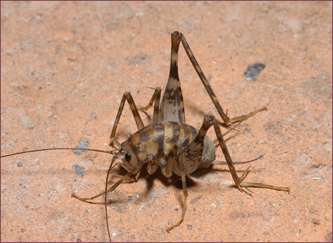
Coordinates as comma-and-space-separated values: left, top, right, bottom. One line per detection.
1, 1, 332, 242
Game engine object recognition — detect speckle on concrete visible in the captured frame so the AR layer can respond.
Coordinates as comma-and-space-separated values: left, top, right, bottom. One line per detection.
73, 165, 85, 176
244, 62, 266, 81
73, 140, 90, 156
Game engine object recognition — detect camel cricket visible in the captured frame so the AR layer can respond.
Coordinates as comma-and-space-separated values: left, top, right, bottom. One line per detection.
2, 31, 290, 242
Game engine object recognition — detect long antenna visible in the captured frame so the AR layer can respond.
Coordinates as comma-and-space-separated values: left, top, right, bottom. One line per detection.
1, 148, 118, 158
105, 156, 118, 242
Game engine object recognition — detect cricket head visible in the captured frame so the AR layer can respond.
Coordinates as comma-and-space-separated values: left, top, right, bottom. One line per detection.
118, 140, 139, 172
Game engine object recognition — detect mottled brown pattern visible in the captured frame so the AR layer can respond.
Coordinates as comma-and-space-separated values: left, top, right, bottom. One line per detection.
73, 29, 288, 239
2, 25, 295, 242
123, 120, 215, 177
102, 39, 290, 235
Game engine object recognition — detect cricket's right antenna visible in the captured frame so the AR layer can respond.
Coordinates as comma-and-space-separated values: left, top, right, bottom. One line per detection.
1, 148, 120, 158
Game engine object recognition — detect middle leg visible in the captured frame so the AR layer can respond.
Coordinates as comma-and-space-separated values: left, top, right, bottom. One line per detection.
198, 115, 290, 193
138, 87, 162, 123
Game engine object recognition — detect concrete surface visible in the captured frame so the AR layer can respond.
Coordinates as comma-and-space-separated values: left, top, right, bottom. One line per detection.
1, 1, 332, 242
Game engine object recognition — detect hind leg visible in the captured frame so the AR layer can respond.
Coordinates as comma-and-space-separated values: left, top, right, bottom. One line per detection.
175, 31, 267, 127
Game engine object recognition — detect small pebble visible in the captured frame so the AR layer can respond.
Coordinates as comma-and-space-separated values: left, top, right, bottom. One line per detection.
312, 218, 320, 225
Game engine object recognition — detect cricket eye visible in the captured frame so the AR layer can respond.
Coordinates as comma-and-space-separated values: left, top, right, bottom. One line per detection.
125, 153, 131, 162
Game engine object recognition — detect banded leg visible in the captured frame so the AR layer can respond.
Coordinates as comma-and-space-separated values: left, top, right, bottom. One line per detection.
175, 31, 267, 126
109, 160, 139, 183
203, 115, 290, 193
138, 87, 162, 123
191, 116, 290, 194
71, 157, 150, 203
72, 157, 151, 242
166, 142, 188, 232
110, 92, 144, 147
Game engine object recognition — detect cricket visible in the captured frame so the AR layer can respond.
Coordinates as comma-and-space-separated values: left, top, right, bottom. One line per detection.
1, 31, 290, 242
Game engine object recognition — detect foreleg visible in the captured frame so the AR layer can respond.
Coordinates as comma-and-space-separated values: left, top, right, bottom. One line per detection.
110, 92, 145, 147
